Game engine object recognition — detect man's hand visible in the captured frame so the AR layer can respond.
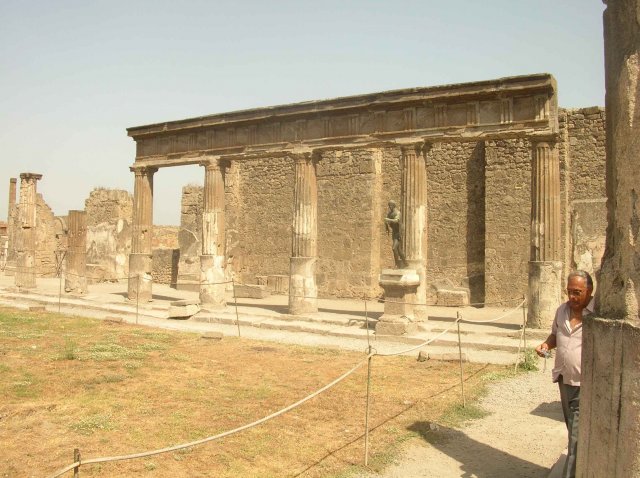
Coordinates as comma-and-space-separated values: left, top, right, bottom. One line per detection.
535, 343, 550, 358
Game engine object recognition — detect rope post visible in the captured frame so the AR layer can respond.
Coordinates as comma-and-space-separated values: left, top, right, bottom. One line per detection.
456, 312, 466, 408
58, 269, 63, 314
73, 448, 80, 478
232, 279, 241, 337
136, 274, 140, 325
521, 294, 527, 351
364, 345, 373, 466
364, 295, 371, 349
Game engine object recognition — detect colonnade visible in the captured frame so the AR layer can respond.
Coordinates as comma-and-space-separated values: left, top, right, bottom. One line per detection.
122, 139, 562, 319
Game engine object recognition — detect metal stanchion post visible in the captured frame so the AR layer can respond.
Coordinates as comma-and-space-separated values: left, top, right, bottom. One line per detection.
73, 448, 81, 478
58, 270, 63, 314
456, 312, 466, 408
136, 274, 140, 325
364, 345, 373, 466
364, 295, 371, 348
232, 279, 241, 337
521, 294, 527, 350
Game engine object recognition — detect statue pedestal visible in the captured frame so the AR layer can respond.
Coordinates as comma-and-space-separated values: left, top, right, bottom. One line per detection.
377, 269, 419, 336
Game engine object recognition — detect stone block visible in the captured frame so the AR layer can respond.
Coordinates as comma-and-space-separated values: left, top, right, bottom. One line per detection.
168, 303, 200, 319
28, 305, 46, 312
170, 299, 199, 307
201, 332, 223, 341
104, 316, 124, 324
233, 284, 270, 299
436, 289, 469, 307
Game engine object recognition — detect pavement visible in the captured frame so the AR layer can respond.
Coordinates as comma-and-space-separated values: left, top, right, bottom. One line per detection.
0, 273, 548, 365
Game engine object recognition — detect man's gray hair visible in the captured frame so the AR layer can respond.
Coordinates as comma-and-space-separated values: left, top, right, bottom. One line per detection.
568, 270, 594, 288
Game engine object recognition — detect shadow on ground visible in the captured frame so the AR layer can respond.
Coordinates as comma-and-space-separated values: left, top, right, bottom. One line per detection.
530, 400, 564, 422
409, 422, 550, 478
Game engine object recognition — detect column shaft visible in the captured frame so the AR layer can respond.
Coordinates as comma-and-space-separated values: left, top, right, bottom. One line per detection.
65, 210, 87, 294
288, 153, 318, 314
400, 143, 427, 318
527, 142, 562, 328
200, 158, 227, 308
15, 173, 42, 288
127, 166, 156, 301
6, 178, 16, 261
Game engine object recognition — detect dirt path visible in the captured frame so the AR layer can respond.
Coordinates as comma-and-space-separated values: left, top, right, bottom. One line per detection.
355, 367, 567, 478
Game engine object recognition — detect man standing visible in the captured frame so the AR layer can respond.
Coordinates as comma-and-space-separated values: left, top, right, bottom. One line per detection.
536, 270, 594, 478
384, 200, 408, 268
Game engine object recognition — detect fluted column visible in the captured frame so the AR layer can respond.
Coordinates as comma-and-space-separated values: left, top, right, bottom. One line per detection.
527, 141, 562, 328
15, 173, 42, 288
288, 152, 318, 314
400, 143, 428, 319
200, 157, 226, 309
6, 178, 16, 262
127, 166, 157, 302
65, 210, 87, 294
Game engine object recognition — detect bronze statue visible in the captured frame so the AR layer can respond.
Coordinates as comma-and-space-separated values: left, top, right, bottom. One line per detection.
384, 200, 408, 268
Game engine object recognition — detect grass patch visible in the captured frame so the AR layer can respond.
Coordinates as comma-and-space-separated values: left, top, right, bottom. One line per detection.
0, 306, 500, 478
517, 348, 540, 372
70, 413, 115, 435
441, 402, 490, 428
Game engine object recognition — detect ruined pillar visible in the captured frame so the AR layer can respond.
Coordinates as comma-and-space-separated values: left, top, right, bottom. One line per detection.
527, 141, 562, 328
199, 157, 226, 309
400, 142, 428, 319
65, 210, 87, 294
15, 173, 42, 288
127, 166, 156, 302
577, 1, 640, 476
288, 152, 318, 315
6, 177, 16, 261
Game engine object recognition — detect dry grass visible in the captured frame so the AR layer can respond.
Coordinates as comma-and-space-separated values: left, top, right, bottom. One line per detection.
0, 307, 500, 477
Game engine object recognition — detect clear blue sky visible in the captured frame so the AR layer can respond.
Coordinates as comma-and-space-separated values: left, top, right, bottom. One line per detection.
0, 0, 606, 226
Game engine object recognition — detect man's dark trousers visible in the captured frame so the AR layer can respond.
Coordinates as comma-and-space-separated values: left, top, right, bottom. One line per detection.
558, 375, 579, 478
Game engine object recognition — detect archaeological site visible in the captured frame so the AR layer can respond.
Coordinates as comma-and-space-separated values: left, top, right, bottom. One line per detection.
2, 73, 607, 329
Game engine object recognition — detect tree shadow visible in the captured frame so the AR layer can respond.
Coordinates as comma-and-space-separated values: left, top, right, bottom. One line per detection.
409, 422, 550, 478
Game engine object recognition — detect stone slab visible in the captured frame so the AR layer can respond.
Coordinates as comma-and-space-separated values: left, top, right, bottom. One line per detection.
233, 284, 270, 299
168, 303, 200, 319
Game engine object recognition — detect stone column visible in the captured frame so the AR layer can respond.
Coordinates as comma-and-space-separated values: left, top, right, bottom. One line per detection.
288, 152, 318, 315
65, 210, 87, 294
199, 157, 226, 309
577, 1, 640, 477
527, 141, 562, 328
127, 166, 156, 302
15, 173, 42, 288
6, 178, 16, 261
400, 142, 428, 319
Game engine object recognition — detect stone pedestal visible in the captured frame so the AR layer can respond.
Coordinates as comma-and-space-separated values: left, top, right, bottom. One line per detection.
288, 256, 317, 315
376, 269, 420, 335
200, 254, 226, 309
578, 317, 640, 477
65, 210, 87, 294
527, 260, 562, 328
127, 253, 153, 302
6, 177, 16, 262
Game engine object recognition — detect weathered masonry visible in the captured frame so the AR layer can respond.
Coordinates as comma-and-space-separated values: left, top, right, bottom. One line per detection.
126, 74, 606, 323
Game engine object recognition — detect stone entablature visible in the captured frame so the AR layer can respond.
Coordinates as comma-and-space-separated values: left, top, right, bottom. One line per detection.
128, 74, 557, 165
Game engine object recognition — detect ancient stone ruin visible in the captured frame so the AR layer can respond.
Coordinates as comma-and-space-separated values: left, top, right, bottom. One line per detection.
3, 73, 607, 328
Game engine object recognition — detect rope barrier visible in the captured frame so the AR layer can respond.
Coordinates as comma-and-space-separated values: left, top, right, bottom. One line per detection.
457, 299, 526, 324
46, 355, 372, 478
374, 322, 459, 357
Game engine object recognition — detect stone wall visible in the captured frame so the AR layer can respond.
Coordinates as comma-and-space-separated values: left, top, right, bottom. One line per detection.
484, 138, 532, 303
35, 194, 64, 277
152, 248, 179, 285
84, 188, 132, 281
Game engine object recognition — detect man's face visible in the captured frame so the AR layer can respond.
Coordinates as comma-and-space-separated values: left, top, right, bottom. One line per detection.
566, 276, 592, 311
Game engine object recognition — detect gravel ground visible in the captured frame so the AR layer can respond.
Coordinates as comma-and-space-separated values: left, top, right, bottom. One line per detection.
354, 365, 567, 478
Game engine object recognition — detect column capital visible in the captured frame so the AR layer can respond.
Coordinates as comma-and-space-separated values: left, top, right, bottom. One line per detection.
19, 172, 43, 181
289, 150, 317, 164
200, 156, 224, 171
399, 141, 426, 157
129, 165, 158, 176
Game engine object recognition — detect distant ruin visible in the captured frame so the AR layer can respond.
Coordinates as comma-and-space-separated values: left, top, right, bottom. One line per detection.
2, 73, 606, 327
